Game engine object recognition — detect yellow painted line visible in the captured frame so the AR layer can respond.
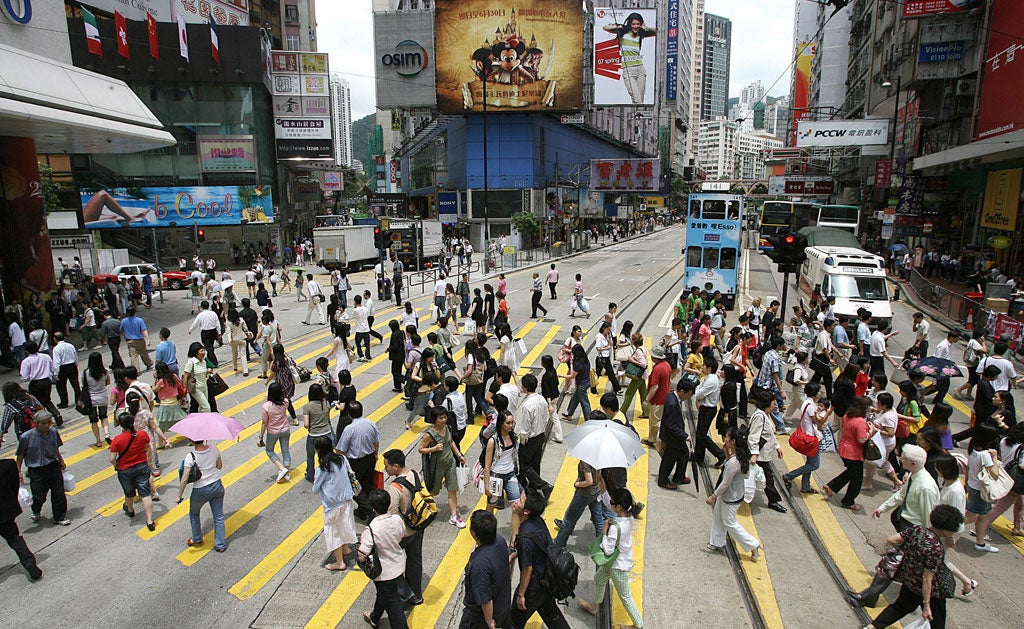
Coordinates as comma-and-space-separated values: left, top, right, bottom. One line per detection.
521, 325, 560, 369
989, 517, 1024, 555
229, 507, 325, 600
304, 562, 372, 629
733, 504, 785, 627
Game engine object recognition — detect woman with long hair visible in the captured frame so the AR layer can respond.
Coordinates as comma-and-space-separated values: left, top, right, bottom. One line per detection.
964, 424, 1003, 553
865, 391, 902, 490
226, 309, 252, 376
324, 322, 352, 382
266, 344, 297, 421
594, 321, 621, 394
782, 382, 827, 494
601, 12, 656, 104
153, 361, 186, 435
831, 363, 860, 419
707, 427, 761, 559
182, 342, 211, 413
495, 321, 518, 373
109, 411, 156, 531
258, 309, 282, 379
483, 284, 495, 333
83, 351, 112, 447
482, 410, 523, 539
312, 435, 357, 571
260, 382, 293, 484
540, 354, 564, 443
388, 319, 406, 393
561, 344, 594, 422
975, 422, 1024, 542
578, 487, 645, 628
303, 384, 335, 483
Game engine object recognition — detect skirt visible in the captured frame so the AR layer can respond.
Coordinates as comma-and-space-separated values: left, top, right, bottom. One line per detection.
155, 400, 187, 432
323, 500, 358, 552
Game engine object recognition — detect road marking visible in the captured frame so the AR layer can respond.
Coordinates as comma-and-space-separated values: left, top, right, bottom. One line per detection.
733, 505, 785, 627
228, 507, 325, 600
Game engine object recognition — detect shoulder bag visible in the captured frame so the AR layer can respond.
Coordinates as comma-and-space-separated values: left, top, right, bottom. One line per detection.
76, 372, 93, 416
788, 405, 820, 457
979, 457, 1014, 503
358, 525, 383, 579
1006, 445, 1024, 495
589, 521, 622, 568
112, 430, 138, 468
178, 451, 203, 484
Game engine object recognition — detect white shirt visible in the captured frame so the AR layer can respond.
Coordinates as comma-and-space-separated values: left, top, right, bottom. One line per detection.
915, 319, 931, 344
497, 382, 521, 411
434, 279, 447, 297
518, 392, 549, 439
869, 330, 887, 357
51, 340, 78, 367
306, 281, 323, 298
696, 373, 721, 407
934, 339, 952, 360
977, 356, 1016, 391
353, 306, 370, 333
364, 297, 375, 316
190, 270, 205, 283
245, 270, 257, 284
190, 310, 221, 332
8, 322, 24, 346
595, 333, 612, 358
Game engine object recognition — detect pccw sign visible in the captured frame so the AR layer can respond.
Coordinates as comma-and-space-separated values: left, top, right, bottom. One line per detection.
796, 120, 889, 147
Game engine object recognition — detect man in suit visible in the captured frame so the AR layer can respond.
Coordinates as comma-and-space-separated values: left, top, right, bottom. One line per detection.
0, 458, 42, 581
658, 378, 695, 490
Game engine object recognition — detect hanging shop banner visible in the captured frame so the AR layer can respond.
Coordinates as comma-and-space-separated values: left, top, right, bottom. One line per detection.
80, 186, 274, 228
874, 159, 893, 189
976, 0, 1024, 140
796, 120, 889, 147
980, 168, 1023, 231
593, 7, 657, 106
321, 171, 342, 192
902, 1, 981, 19
589, 158, 660, 192
197, 136, 256, 172
790, 42, 816, 144
665, 0, 679, 101
434, 0, 584, 112
895, 175, 924, 216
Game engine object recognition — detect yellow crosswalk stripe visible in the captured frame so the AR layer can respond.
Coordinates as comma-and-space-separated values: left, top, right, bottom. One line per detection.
733, 504, 784, 626
229, 507, 325, 601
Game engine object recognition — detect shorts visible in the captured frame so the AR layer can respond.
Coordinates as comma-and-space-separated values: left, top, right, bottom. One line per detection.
967, 365, 980, 386
966, 486, 992, 515
89, 404, 107, 424
487, 471, 521, 508
116, 462, 152, 498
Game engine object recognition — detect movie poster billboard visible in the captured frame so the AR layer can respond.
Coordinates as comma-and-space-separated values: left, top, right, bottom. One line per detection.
593, 7, 657, 105
435, 0, 583, 112
80, 186, 274, 228
976, 0, 1023, 140
790, 42, 816, 144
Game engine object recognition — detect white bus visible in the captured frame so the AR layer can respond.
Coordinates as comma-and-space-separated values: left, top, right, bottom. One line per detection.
815, 204, 860, 237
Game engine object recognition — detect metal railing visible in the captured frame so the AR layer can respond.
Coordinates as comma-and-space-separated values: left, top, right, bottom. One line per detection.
906, 269, 990, 332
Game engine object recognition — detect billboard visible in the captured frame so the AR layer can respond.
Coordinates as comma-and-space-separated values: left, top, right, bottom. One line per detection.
783, 179, 835, 195
980, 169, 1022, 231
593, 7, 657, 105
590, 159, 660, 192
434, 0, 583, 112
790, 42, 816, 144
80, 186, 274, 228
796, 120, 889, 147
438, 191, 458, 224
902, 0, 981, 18
665, 0, 679, 101
374, 11, 437, 108
81, 1, 250, 24
271, 49, 333, 160
197, 136, 256, 172
976, 0, 1024, 140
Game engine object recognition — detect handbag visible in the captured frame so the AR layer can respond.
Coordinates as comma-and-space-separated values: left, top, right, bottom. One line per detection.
863, 437, 883, 462
1006, 445, 1024, 495
358, 525, 383, 580
614, 342, 633, 363
979, 464, 1014, 503
588, 521, 622, 568
867, 430, 888, 468
934, 562, 957, 599
207, 372, 230, 397
874, 545, 904, 581
557, 345, 572, 364
625, 361, 645, 379
819, 423, 838, 453
788, 426, 819, 457
178, 451, 203, 484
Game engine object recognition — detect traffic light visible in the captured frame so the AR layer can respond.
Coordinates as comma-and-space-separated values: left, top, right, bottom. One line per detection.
197, 228, 206, 243
763, 233, 807, 267
373, 227, 383, 250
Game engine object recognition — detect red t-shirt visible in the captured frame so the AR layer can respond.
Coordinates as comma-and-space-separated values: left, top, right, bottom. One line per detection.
854, 372, 869, 397
838, 415, 869, 461
110, 429, 151, 470
648, 360, 673, 405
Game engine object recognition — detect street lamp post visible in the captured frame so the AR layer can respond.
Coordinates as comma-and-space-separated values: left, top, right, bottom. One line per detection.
881, 75, 902, 248
481, 79, 490, 274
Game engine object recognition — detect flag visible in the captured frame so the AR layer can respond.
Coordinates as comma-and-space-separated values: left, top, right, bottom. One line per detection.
115, 11, 129, 59
82, 6, 103, 56
177, 13, 189, 61
146, 13, 159, 60
209, 14, 220, 63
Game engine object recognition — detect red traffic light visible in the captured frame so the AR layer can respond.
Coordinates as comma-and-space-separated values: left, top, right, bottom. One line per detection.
784, 234, 795, 244
373, 227, 380, 235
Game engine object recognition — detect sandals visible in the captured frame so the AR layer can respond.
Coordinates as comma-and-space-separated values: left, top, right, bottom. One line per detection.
324, 563, 347, 572
363, 612, 379, 628
842, 503, 862, 511
187, 538, 203, 547
821, 486, 835, 499
800, 488, 820, 494
93, 442, 104, 448
962, 578, 978, 596
123, 503, 136, 518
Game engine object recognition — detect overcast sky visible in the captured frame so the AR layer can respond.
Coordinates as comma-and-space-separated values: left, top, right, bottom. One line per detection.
318, 0, 795, 120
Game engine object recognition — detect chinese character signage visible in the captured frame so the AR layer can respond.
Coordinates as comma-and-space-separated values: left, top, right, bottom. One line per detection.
874, 159, 893, 189
81, 186, 274, 228
980, 169, 1022, 231
796, 120, 889, 147
976, 0, 1023, 140
895, 175, 924, 216
590, 159, 660, 192
274, 118, 332, 140
665, 0, 679, 101
300, 53, 328, 74
902, 0, 981, 19
593, 7, 657, 105
197, 136, 256, 172
434, 0, 583, 112
271, 51, 298, 72
783, 179, 835, 195
271, 49, 333, 160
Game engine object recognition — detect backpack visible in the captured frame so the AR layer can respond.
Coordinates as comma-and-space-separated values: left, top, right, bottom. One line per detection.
12, 399, 37, 435
526, 529, 579, 602
393, 470, 438, 531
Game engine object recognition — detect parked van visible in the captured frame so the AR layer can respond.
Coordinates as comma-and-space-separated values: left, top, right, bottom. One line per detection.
798, 246, 892, 326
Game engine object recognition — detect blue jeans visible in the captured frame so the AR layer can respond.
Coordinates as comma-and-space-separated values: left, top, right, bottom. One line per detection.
554, 491, 604, 547
783, 453, 820, 491
460, 295, 470, 317
265, 429, 292, 468
565, 385, 592, 420
772, 389, 786, 431
189, 480, 226, 550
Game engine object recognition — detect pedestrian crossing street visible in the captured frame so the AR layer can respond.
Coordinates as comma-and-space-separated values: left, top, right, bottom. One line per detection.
20, 289, 650, 628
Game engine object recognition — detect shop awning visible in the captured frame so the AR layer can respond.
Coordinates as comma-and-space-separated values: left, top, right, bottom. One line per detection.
0, 42, 175, 154
913, 128, 1024, 174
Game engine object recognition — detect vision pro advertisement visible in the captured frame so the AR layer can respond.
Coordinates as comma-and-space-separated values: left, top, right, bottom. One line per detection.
80, 186, 274, 228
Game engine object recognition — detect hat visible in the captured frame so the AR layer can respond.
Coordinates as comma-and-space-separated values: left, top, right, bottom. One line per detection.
901, 444, 927, 467
650, 345, 667, 360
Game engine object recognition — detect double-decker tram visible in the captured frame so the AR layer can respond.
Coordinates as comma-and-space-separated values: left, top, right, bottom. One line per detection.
683, 193, 743, 309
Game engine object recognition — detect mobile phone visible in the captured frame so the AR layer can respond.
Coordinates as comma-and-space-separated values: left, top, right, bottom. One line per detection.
257, 437, 265, 448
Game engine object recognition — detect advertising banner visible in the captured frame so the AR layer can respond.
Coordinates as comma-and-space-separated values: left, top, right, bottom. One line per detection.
980, 169, 1022, 231
300, 53, 328, 74
81, 1, 249, 24
593, 7, 657, 105
302, 75, 329, 96
374, 11, 437, 109
271, 51, 299, 73
796, 120, 889, 147
274, 118, 331, 140
895, 175, 924, 216
590, 158, 660, 192
790, 42, 816, 144
272, 74, 301, 95
874, 159, 893, 189
976, 0, 1023, 140
918, 41, 965, 63
434, 0, 583, 112
902, 0, 981, 19
271, 49, 334, 160
273, 95, 302, 117
438, 191, 458, 224
80, 186, 274, 228
321, 171, 342, 192
197, 136, 256, 172
666, 0, 679, 101
783, 179, 835, 195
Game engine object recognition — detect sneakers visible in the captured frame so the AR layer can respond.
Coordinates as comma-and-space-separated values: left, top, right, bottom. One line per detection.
449, 514, 466, 529
55, 519, 71, 526
276, 468, 290, 483
974, 543, 999, 553
30, 512, 40, 523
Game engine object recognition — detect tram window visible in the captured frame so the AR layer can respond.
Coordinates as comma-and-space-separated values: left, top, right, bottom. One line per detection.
703, 247, 719, 269
727, 201, 740, 220
703, 200, 726, 219
686, 246, 702, 266
720, 248, 737, 270
689, 200, 701, 217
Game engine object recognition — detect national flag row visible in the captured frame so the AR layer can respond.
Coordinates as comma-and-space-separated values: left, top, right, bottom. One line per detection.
80, 7, 219, 62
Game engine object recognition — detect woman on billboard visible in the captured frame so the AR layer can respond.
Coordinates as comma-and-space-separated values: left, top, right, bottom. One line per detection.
602, 12, 656, 104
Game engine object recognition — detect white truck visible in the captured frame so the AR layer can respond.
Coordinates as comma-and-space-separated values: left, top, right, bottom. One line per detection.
382, 219, 444, 269
314, 225, 379, 272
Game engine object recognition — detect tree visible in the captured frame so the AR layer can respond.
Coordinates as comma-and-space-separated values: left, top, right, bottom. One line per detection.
37, 163, 62, 214
750, 183, 768, 195
511, 211, 541, 248
729, 184, 746, 195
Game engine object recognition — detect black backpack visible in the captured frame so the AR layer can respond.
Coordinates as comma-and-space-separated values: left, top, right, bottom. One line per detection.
526, 528, 579, 602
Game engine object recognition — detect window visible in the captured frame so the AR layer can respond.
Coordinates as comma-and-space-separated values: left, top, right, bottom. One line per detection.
720, 248, 736, 270
285, 35, 300, 51
702, 200, 726, 219
285, 5, 299, 22
702, 248, 719, 269
686, 246, 702, 267
689, 200, 701, 217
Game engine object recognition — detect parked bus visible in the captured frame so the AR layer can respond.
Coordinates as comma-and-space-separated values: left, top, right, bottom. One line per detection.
758, 201, 816, 250
683, 193, 743, 309
815, 204, 860, 236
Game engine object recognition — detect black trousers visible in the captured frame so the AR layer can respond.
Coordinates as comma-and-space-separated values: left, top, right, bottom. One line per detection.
518, 433, 548, 490
0, 520, 37, 574
694, 405, 726, 464
873, 585, 946, 629
355, 332, 371, 359
349, 453, 376, 515
367, 316, 384, 341
531, 291, 547, 318
595, 356, 621, 392
369, 576, 409, 629
548, 282, 557, 299
509, 587, 570, 629
658, 436, 690, 484
56, 363, 81, 407
390, 358, 404, 391
201, 329, 219, 366
27, 461, 67, 520
810, 353, 834, 398
28, 379, 62, 426
757, 461, 783, 505
827, 457, 865, 507
396, 529, 424, 600
107, 336, 125, 369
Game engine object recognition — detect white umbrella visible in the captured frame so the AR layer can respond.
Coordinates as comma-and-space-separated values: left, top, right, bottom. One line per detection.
220, 278, 236, 290
564, 420, 646, 469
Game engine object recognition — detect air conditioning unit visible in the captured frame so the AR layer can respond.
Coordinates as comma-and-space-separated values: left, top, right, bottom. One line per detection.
956, 79, 976, 95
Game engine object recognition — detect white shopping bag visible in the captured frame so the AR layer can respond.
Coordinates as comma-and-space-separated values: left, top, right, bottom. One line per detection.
18, 487, 32, 509
62, 471, 76, 492
743, 466, 766, 503
456, 465, 469, 491
463, 320, 477, 337
903, 616, 930, 629
516, 338, 528, 355
869, 430, 888, 468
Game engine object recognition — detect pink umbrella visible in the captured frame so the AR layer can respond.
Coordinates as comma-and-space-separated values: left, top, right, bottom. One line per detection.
169, 413, 245, 442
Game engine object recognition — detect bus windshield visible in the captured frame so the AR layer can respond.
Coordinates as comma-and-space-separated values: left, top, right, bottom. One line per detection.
818, 206, 859, 222
829, 276, 888, 300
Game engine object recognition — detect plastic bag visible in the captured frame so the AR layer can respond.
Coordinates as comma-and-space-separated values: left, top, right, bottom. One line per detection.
456, 465, 469, 491
18, 487, 32, 509
463, 320, 477, 337
902, 616, 930, 629
62, 471, 76, 492
869, 430, 888, 468
743, 466, 766, 503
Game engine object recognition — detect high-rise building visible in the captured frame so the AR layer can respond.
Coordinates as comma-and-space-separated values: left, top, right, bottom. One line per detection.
249, 0, 284, 48
810, 1, 852, 117
282, 0, 318, 51
697, 119, 780, 181
688, 0, 705, 163
673, 0, 697, 172
330, 74, 353, 168
700, 14, 731, 121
